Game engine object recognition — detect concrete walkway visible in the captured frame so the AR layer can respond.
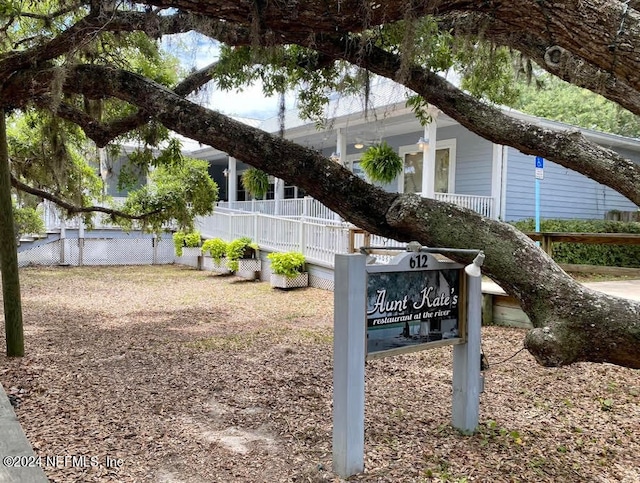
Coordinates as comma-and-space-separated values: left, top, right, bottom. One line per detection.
581, 279, 640, 301
483, 278, 640, 328
0, 385, 48, 482
483, 278, 640, 301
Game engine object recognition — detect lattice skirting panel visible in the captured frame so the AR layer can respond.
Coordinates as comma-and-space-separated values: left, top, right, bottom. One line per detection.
18, 237, 337, 292
309, 273, 334, 291
18, 240, 62, 267
18, 237, 174, 267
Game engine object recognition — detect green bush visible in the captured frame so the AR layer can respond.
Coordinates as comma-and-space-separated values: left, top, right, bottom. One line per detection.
267, 251, 306, 278
202, 238, 227, 262
173, 230, 201, 256
13, 203, 44, 239
512, 219, 640, 267
225, 237, 258, 271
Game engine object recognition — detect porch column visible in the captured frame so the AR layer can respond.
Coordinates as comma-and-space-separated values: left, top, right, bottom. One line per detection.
274, 177, 285, 215
336, 128, 347, 166
421, 116, 438, 199
227, 156, 237, 202
491, 144, 505, 220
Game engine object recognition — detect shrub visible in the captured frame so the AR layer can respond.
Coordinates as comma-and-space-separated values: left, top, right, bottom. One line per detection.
202, 238, 227, 262
267, 251, 306, 278
225, 237, 258, 271
512, 219, 640, 267
13, 203, 45, 239
173, 230, 201, 256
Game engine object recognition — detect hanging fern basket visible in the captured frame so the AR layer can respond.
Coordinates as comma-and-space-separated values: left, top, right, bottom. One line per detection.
241, 168, 270, 199
360, 141, 403, 184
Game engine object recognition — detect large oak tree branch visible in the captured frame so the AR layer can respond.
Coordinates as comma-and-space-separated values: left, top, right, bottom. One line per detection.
10, 174, 162, 220
437, 12, 640, 117
29, 64, 640, 368
39, 62, 220, 147
145, 0, 640, 95
309, 36, 640, 206
4, 9, 639, 208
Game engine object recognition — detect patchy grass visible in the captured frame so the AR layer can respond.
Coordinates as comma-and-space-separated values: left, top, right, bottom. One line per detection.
1, 265, 639, 483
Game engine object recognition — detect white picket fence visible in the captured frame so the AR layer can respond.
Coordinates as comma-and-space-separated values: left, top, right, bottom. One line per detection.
30, 193, 493, 269
217, 197, 342, 221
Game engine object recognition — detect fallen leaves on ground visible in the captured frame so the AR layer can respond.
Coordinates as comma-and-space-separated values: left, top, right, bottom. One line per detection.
1, 265, 638, 482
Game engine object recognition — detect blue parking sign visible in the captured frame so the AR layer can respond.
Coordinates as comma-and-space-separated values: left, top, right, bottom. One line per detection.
535, 156, 544, 169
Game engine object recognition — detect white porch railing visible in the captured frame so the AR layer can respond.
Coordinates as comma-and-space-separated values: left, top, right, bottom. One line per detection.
42, 197, 132, 231
35, 192, 494, 268
434, 193, 494, 219
196, 211, 355, 266
217, 197, 341, 221
219, 193, 495, 221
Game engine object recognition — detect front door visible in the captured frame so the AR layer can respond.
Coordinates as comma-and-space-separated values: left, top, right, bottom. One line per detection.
403, 152, 423, 194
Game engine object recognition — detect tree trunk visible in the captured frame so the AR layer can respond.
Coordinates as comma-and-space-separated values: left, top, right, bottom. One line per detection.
4, 67, 640, 367
0, 107, 24, 357
70, 69, 638, 368
385, 195, 640, 368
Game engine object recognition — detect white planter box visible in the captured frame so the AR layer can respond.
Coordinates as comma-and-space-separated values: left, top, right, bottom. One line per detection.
180, 247, 201, 257
237, 258, 262, 273
270, 272, 309, 289
210, 258, 230, 274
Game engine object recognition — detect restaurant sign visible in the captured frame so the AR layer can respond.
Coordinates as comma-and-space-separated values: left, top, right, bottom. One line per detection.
366, 251, 466, 359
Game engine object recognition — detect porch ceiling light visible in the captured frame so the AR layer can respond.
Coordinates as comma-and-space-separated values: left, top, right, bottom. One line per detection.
417, 136, 428, 150
354, 142, 364, 149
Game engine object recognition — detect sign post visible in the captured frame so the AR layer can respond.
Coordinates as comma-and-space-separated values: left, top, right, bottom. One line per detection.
332, 246, 484, 478
452, 253, 484, 433
333, 254, 366, 477
535, 156, 544, 234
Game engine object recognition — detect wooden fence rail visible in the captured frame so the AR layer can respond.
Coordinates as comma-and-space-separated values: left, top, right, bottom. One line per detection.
525, 232, 640, 276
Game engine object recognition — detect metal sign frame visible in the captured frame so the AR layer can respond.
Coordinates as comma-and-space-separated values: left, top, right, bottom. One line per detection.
332, 246, 485, 478
365, 251, 467, 360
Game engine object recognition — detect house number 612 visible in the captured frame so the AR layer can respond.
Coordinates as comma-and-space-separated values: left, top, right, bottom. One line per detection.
409, 254, 429, 269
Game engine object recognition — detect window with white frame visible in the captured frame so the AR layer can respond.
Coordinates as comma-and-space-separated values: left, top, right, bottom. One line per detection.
399, 139, 456, 194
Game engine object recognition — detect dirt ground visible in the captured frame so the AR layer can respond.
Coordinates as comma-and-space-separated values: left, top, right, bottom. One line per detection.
1, 265, 639, 483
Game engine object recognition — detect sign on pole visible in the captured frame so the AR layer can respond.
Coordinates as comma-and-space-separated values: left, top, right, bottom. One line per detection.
365, 252, 466, 359
333, 247, 484, 478
534, 156, 543, 233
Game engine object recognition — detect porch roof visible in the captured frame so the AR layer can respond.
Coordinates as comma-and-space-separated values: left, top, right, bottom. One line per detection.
187, 76, 640, 159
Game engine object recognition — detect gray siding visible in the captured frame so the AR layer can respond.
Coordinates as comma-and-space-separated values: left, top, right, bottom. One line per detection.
505, 148, 637, 221
348, 125, 496, 195
439, 125, 493, 196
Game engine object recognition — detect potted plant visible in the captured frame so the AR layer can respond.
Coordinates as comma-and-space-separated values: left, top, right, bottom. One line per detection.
267, 251, 308, 289
225, 236, 261, 275
241, 168, 270, 199
173, 230, 202, 257
360, 141, 403, 184
202, 237, 229, 273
